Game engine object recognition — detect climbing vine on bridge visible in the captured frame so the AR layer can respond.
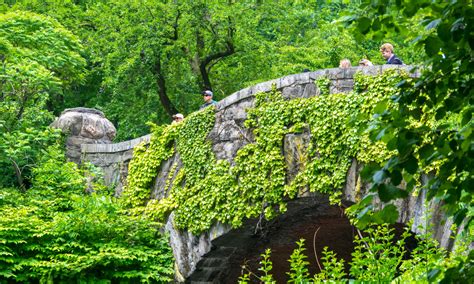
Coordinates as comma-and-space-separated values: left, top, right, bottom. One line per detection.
123, 69, 411, 234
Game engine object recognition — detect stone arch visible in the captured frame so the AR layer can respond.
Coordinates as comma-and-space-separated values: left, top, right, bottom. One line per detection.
73, 65, 459, 280
186, 197, 418, 283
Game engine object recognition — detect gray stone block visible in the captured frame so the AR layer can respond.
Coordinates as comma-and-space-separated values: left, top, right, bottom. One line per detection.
302, 82, 317, 98
282, 85, 304, 99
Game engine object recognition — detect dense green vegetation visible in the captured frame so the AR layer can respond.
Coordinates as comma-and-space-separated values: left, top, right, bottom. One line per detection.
1, 0, 418, 140
0, 0, 472, 282
0, 145, 174, 282
124, 71, 403, 234
239, 224, 472, 283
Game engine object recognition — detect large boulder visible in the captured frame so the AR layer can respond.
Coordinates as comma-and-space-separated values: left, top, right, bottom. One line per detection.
51, 107, 116, 163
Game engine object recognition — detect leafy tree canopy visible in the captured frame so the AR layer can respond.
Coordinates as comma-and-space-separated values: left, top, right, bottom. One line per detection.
0, 11, 86, 189
2, 0, 414, 140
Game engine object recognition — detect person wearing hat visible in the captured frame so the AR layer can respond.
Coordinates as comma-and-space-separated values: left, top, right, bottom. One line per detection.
172, 113, 184, 124
199, 90, 217, 110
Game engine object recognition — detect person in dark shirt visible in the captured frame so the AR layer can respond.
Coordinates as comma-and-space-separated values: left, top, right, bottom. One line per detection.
199, 90, 217, 110
380, 43, 403, 65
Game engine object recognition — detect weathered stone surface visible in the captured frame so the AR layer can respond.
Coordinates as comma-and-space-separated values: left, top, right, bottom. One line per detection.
282, 85, 304, 99
152, 153, 182, 200
165, 215, 231, 281
80, 135, 151, 195
52, 107, 116, 163
220, 98, 254, 121
302, 82, 317, 98
342, 159, 457, 250
284, 132, 311, 185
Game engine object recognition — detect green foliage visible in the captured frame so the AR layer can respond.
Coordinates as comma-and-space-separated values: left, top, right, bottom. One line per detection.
123, 122, 177, 214
315, 76, 331, 96
238, 248, 274, 284
0, 126, 62, 189
287, 239, 310, 283
2, 1, 404, 140
313, 247, 346, 282
344, 1, 473, 248
1, 144, 174, 282
350, 225, 408, 282
0, 10, 86, 189
0, 11, 85, 85
124, 71, 407, 235
259, 248, 275, 283
241, 224, 469, 282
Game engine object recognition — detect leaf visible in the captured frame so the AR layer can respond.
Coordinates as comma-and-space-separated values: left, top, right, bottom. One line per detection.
425, 19, 441, 30
437, 23, 451, 42
378, 184, 408, 202
418, 144, 435, 160
357, 17, 371, 34
374, 99, 388, 114
461, 107, 472, 126
402, 155, 418, 175
374, 204, 399, 224
373, 170, 387, 184
390, 170, 402, 186
360, 163, 380, 180
424, 36, 442, 56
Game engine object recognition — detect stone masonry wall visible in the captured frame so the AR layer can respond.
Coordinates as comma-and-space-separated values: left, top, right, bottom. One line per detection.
81, 134, 150, 196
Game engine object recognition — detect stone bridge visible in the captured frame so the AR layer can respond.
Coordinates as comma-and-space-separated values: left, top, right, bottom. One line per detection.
56, 65, 459, 282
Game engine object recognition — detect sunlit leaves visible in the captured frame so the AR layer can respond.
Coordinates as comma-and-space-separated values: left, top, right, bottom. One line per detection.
126, 71, 409, 235
0, 148, 174, 282
347, 1, 473, 239
0, 11, 86, 189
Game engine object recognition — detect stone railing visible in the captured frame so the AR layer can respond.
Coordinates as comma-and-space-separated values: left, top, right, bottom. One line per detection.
81, 134, 151, 195
80, 65, 418, 170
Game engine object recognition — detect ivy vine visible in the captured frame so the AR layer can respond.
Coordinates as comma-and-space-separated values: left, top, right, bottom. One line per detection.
123, 69, 415, 234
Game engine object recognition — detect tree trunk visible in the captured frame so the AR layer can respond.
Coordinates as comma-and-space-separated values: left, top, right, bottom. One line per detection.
154, 58, 178, 116
199, 63, 213, 91
10, 158, 25, 192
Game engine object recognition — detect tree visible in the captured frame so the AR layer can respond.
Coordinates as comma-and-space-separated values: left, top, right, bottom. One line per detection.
3, 1, 417, 141
343, 1, 473, 279
0, 11, 86, 188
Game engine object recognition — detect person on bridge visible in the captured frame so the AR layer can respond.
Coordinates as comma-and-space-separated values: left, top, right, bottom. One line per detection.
172, 113, 184, 124
339, 59, 351, 68
359, 58, 373, 66
200, 90, 217, 110
380, 43, 403, 65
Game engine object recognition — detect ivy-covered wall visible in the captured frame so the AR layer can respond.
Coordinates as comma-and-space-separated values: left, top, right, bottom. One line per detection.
79, 65, 459, 280
80, 65, 417, 188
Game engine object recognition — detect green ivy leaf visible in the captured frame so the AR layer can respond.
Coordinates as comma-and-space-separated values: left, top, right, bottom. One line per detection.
374, 204, 399, 224
378, 184, 408, 202
357, 17, 372, 34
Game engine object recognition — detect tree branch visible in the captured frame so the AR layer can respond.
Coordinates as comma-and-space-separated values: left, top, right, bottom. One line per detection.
10, 158, 25, 192
153, 57, 178, 116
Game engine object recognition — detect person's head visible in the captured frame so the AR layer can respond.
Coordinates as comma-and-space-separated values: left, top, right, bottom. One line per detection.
339, 59, 351, 68
380, 43, 394, 60
359, 59, 372, 66
172, 113, 184, 123
202, 90, 213, 103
